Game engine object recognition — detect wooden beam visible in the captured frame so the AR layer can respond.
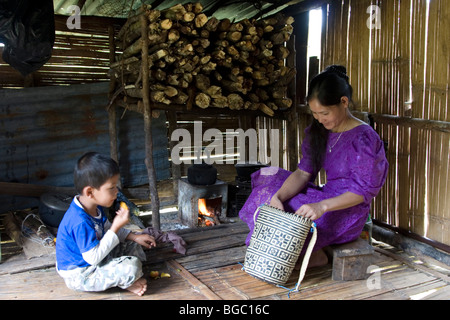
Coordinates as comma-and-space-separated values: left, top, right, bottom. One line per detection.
297, 105, 450, 133
165, 260, 223, 300
141, 11, 161, 230
287, 33, 299, 172
0, 182, 76, 197
374, 247, 450, 285
281, 0, 331, 16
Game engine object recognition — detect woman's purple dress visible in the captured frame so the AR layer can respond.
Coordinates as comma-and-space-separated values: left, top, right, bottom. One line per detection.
239, 124, 388, 250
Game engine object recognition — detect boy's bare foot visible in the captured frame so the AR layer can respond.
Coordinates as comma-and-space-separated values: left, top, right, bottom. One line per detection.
126, 277, 147, 296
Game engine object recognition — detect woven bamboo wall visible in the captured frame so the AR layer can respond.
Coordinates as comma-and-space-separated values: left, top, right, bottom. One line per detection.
319, 0, 450, 246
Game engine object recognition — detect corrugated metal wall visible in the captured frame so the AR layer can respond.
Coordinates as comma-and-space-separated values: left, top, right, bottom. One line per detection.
117, 107, 170, 187
0, 82, 170, 213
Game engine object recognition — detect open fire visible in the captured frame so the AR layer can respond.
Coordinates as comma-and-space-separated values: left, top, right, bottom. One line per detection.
198, 197, 221, 227
178, 178, 228, 228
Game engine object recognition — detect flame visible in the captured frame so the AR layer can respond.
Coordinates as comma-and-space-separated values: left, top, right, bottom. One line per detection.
198, 198, 213, 217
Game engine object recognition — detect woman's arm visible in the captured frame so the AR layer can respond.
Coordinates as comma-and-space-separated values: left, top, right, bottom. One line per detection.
270, 169, 312, 210
295, 191, 364, 220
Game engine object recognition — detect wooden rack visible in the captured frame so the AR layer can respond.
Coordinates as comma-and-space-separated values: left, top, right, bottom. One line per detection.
107, 3, 298, 229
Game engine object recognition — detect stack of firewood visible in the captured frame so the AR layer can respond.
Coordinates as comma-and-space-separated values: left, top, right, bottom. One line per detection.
110, 3, 295, 116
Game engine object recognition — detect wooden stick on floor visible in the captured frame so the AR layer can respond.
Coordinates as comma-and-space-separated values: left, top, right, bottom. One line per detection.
165, 259, 223, 300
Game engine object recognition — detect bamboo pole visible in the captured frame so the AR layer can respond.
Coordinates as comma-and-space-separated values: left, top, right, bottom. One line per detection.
141, 11, 161, 230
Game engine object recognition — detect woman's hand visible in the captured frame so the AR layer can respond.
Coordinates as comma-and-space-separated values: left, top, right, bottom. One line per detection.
295, 192, 364, 221
269, 194, 285, 211
295, 202, 326, 221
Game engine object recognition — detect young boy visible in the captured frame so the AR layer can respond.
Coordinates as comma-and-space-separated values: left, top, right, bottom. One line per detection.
56, 152, 156, 296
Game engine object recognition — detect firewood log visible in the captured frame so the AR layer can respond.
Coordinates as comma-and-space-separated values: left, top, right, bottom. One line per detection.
212, 96, 228, 108
183, 12, 195, 22
168, 29, 180, 42
227, 93, 244, 110
205, 85, 222, 98
164, 86, 178, 97
151, 90, 171, 104
195, 92, 211, 108
192, 2, 203, 14
275, 46, 290, 60
205, 16, 220, 31
162, 3, 186, 20
200, 61, 217, 73
258, 103, 274, 116
274, 97, 293, 109
160, 19, 173, 30
194, 13, 208, 28
218, 18, 231, 32
122, 37, 142, 59
226, 31, 242, 42
112, 3, 295, 115
148, 29, 168, 46
268, 86, 287, 99
173, 90, 189, 104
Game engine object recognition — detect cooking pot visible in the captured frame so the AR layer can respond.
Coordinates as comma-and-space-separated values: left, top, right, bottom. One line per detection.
39, 193, 73, 228
187, 161, 217, 185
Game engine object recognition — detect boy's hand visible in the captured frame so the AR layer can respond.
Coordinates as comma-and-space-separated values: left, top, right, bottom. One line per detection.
110, 206, 130, 233
132, 234, 156, 249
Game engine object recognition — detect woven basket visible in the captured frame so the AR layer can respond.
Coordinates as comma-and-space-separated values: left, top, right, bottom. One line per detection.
244, 205, 317, 290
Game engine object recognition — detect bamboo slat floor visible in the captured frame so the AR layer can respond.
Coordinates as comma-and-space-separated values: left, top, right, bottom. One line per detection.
1, 219, 450, 302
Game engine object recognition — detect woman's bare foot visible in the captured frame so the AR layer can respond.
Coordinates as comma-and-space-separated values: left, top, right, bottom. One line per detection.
126, 277, 147, 296
295, 249, 329, 270
307, 249, 329, 268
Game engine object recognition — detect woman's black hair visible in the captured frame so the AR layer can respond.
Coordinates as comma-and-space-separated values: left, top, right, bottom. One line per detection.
305, 65, 353, 176
74, 152, 120, 194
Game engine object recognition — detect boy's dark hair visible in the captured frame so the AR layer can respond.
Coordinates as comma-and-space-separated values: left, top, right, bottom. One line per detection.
74, 152, 120, 194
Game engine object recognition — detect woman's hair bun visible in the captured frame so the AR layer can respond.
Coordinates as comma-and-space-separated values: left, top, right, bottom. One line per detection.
325, 65, 349, 81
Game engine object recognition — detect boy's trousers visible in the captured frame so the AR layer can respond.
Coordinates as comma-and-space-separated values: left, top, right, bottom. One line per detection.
57, 241, 146, 292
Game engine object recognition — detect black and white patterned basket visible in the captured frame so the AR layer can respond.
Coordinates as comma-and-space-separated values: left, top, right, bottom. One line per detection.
244, 205, 317, 290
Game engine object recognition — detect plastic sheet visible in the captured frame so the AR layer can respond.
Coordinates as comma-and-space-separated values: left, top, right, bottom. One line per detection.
0, 0, 55, 75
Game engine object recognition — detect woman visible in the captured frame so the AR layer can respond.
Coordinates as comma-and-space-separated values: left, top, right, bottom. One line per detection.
239, 65, 388, 267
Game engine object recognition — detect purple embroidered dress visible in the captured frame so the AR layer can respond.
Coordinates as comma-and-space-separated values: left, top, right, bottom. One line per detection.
239, 124, 388, 250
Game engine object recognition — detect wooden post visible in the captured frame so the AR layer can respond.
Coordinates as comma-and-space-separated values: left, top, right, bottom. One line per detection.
286, 34, 298, 172
107, 25, 121, 188
141, 11, 161, 230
